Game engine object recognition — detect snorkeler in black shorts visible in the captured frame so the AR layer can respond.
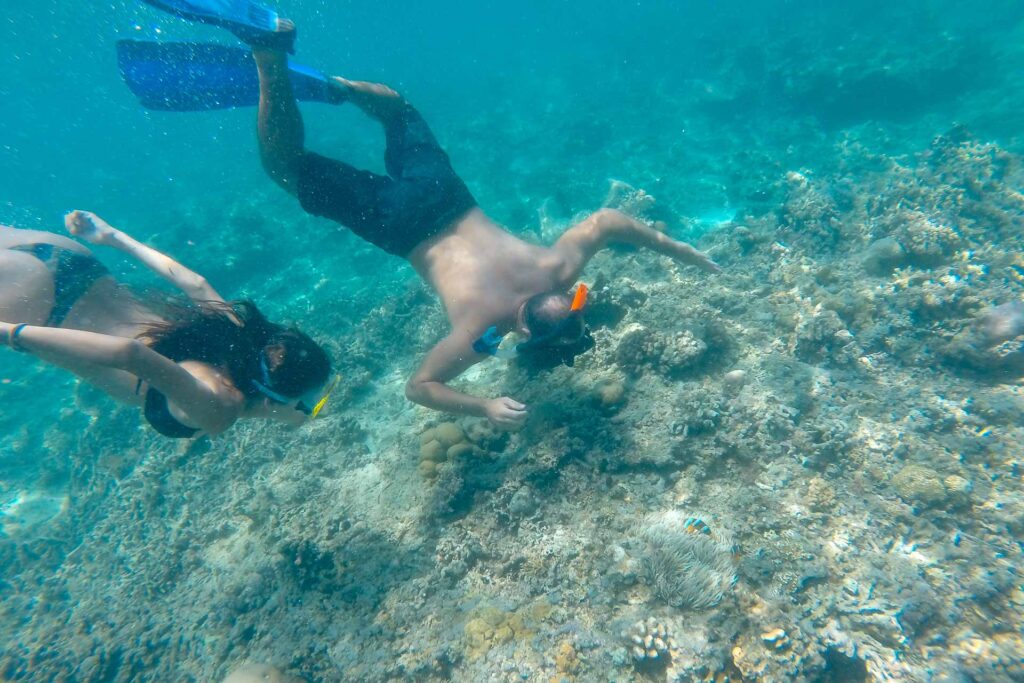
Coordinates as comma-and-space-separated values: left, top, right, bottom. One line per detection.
248, 18, 721, 428
295, 102, 478, 257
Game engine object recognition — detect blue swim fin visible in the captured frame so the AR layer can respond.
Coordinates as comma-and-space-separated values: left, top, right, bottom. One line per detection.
117, 40, 334, 111
138, 0, 293, 52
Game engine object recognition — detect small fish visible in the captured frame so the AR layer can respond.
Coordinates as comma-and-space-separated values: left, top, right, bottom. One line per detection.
972, 425, 993, 438
1009, 264, 1024, 283
682, 517, 711, 535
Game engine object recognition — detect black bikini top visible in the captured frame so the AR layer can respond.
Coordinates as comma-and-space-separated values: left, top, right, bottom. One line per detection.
135, 378, 199, 439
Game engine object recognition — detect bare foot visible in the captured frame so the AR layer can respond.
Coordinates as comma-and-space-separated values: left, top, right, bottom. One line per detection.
330, 77, 404, 119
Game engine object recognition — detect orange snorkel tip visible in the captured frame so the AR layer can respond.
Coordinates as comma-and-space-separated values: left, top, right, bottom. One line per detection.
570, 284, 589, 313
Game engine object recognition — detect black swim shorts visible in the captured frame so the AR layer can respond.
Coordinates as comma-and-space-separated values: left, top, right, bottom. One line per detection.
296, 103, 477, 257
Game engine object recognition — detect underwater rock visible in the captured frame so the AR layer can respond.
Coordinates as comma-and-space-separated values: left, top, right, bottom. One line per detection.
0, 490, 69, 537
978, 301, 1024, 346
894, 210, 963, 267
615, 324, 666, 375
435, 529, 483, 580
942, 330, 1024, 379
733, 225, 764, 253
615, 324, 708, 378
862, 237, 908, 275
602, 179, 658, 221
943, 474, 973, 507
462, 605, 535, 660
805, 477, 836, 511
780, 171, 841, 246
760, 627, 789, 650
669, 387, 723, 437
661, 331, 708, 374
554, 639, 581, 678
279, 539, 341, 591
507, 485, 538, 518
593, 379, 626, 412
722, 369, 747, 388
222, 663, 300, 683
637, 511, 736, 610
794, 309, 848, 362
892, 464, 948, 508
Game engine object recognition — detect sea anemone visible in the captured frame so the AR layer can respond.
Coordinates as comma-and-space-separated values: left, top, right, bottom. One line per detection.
638, 511, 737, 610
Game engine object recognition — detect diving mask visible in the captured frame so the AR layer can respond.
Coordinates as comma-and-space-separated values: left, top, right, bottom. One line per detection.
471, 284, 592, 366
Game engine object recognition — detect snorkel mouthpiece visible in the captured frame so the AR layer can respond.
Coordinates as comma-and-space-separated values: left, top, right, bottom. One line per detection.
309, 375, 341, 419
251, 351, 340, 419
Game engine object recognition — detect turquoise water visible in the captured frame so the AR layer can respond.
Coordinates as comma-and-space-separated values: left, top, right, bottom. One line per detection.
3, 1, 1024, 681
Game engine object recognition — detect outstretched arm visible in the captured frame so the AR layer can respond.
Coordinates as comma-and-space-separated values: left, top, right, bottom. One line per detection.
405, 332, 527, 429
552, 208, 721, 283
65, 211, 226, 305
1, 322, 238, 434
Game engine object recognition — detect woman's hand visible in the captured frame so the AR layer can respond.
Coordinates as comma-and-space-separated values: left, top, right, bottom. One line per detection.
65, 210, 118, 246
251, 398, 309, 427
484, 396, 527, 430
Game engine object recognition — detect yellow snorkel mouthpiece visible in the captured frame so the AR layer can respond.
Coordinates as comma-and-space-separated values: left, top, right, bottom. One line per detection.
310, 375, 341, 419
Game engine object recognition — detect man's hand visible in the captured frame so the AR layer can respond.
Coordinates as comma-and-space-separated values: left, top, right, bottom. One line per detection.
653, 223, 722, 273
484, 397, 527, 429
65, 210, 117, 246
680, 246, 722, 274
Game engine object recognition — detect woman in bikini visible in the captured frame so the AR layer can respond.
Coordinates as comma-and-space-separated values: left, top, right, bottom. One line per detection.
0, 210, 332, 438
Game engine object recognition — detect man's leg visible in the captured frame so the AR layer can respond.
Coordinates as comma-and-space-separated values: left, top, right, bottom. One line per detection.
253, 21, 303, 194
331, 77, 404, 123
330, 78, 451, 182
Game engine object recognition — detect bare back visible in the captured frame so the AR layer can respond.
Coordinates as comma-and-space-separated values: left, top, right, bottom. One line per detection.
407, 208, 571, 335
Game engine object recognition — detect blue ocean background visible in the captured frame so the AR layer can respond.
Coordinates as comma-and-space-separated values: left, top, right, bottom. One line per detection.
2, 1, 1024, 680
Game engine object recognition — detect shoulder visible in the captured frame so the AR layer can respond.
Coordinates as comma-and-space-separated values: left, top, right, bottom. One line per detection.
178, 360, 246, 405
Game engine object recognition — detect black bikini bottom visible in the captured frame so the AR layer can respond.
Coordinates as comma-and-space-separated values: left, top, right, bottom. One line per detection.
11, 243, 110, 326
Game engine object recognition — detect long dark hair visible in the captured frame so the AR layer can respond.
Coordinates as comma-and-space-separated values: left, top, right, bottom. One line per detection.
138, 299, 330, 400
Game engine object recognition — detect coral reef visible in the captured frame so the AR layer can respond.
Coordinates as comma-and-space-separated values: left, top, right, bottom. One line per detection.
614, 324, 709, 378
4, 12, 1024, 680
891, 464, 949, 508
